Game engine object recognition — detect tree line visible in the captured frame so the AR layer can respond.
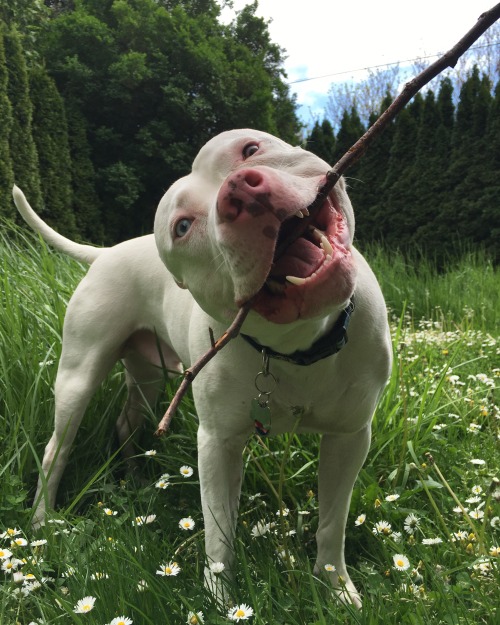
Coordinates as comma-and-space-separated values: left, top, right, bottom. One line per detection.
0, 0, 300, 243
0, 0, 498, 262
307, 67, 500, 263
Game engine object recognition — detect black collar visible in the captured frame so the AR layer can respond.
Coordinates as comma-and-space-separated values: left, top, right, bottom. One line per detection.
241, 297, 355, 366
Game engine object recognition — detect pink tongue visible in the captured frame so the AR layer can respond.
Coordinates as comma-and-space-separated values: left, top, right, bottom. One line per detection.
270, 238, 323, 279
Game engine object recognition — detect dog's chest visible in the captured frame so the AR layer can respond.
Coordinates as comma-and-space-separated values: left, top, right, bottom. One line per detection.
252, 366, 343, 435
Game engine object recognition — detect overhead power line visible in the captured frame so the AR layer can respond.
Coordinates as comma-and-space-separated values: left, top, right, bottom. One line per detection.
287, 41, 500, 85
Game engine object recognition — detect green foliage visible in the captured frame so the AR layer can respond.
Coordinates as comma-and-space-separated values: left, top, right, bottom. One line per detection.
0, 26, 14, 218
4, 26, 42, 212
29, 65, 77, 236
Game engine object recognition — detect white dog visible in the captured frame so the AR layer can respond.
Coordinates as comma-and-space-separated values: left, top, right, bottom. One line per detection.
13, 129, 392, 606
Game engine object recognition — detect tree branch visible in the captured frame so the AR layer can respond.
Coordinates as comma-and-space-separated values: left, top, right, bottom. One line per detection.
155, 4, 500, 437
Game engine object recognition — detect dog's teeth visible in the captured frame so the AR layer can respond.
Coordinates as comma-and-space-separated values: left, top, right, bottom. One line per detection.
312, 227, 334, 257
286, 275, 307, 286
295, 210, 304, 219
301, 208, 310, 217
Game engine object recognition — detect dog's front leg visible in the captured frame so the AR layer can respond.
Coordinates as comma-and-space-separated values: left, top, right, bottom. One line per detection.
197, 424, 247, 598
315, 425, 371, 608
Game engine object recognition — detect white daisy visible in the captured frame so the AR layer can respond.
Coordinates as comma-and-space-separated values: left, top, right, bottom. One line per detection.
373, 520, 392, 536
385, 494, 400, 502
403, 513, 420, 535
179, 517, 195, 531
228, 603, 254, 621
156, 562, 181, 576
108, 617, 133, 625
30, 539, 47, 547
324, 563, 336, 572
187, 611, 204, 624
73, 596, 96, 613
0, 547, 13, 560
0, 528, 21, 539
209, 561, 225, 574
103, 508, 118, 516
180, 465, 194, 477
354, 514, 366, 526
422, 537, 443, 545
393, 554, 410, 571
251, 521, 271, 538
144, 450, 157, 456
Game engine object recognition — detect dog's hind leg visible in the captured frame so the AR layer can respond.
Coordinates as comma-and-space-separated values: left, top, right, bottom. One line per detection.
32, 344, 120, 528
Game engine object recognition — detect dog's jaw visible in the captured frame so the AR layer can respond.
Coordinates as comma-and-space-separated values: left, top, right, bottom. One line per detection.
245, 195, 357, 324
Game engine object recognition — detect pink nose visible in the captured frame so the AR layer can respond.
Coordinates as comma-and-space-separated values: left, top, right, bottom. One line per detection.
217, 168, 273, 223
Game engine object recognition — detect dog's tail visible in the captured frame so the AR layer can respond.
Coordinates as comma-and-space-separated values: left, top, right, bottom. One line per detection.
12, 185, 106, 264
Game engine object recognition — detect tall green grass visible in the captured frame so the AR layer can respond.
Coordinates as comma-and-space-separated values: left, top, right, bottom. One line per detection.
0, 223, 498, 624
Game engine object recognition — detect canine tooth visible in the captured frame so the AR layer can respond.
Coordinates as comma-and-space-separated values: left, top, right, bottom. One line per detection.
295, 210, 304, 219
301, 208, 310, 217
286, 275, 307, 286
312, 227, 334, 257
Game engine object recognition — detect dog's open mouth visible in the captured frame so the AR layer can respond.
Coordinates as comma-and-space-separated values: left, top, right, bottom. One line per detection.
251, 196, 354, 323
265, 196, 349, 293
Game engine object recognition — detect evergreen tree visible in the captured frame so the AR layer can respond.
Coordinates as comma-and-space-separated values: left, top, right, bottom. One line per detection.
352, 93, 395, 245
333, 106, 365, 201
29, 66, 76, 235
66, 101, 104, 242
306, 119, 336, 165
4, 26, 42, 214
375, 99, 420, 247
0, 25, 14, 217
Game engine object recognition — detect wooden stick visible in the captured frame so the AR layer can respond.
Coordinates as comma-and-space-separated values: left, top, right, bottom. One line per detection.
155, 4, 500, 436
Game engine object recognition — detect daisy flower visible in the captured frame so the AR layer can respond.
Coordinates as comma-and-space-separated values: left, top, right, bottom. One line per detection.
103, 508, 118, 516
276, 507, 290, 517
470, 508, 485, 520
324, 564, 336, 572
403, 513, 420, 534
385, 494, 400, 502
73, 596, 96, 613
137, 579, 148, 591
373, 520, 392, 536
30, 539, 47, 547
156, 562, 181, 576
133, 514, 156, 526
11, 537, 28, 547
471, 485, 483, 495
179, 517, 195, 531
209, 561, 225, 574
187, 611, 204, 624
491, 516, 500, 528
108, 617, 133, 625
251, 521, 271, 538
228, 603, 254, 621
393, 554, 410, 571
0, 547, 13, 560
0, 528, 21, 539
470, 459, 486, 466
354, 514, 366, 526
144, 450, 157, 456
180, 466, 194, 478
155, 477, 170, 489
422, 537, 443, 545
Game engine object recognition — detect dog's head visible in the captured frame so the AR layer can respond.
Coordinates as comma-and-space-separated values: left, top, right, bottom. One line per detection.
154, 129, 357, 325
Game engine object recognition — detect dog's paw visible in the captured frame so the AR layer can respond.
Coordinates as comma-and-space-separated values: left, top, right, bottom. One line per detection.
314, 564, 362, 609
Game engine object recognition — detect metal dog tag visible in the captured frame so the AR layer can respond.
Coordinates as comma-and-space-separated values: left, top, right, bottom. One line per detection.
250, 397, 272, 435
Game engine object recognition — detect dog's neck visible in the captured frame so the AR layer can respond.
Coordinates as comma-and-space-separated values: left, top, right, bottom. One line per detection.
241, 299, 354, 357
242, 298, 354, 366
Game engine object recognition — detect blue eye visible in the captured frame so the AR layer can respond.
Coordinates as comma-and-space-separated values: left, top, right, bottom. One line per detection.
175, 218, 192, 238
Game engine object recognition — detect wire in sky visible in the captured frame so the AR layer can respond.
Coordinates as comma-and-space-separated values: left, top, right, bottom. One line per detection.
287, 41, 500, 85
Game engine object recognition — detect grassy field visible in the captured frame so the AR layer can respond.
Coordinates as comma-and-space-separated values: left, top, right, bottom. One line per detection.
0, 223, 498, 625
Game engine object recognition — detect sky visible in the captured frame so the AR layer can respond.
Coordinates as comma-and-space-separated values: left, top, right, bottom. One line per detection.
220, 1, 495, 126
